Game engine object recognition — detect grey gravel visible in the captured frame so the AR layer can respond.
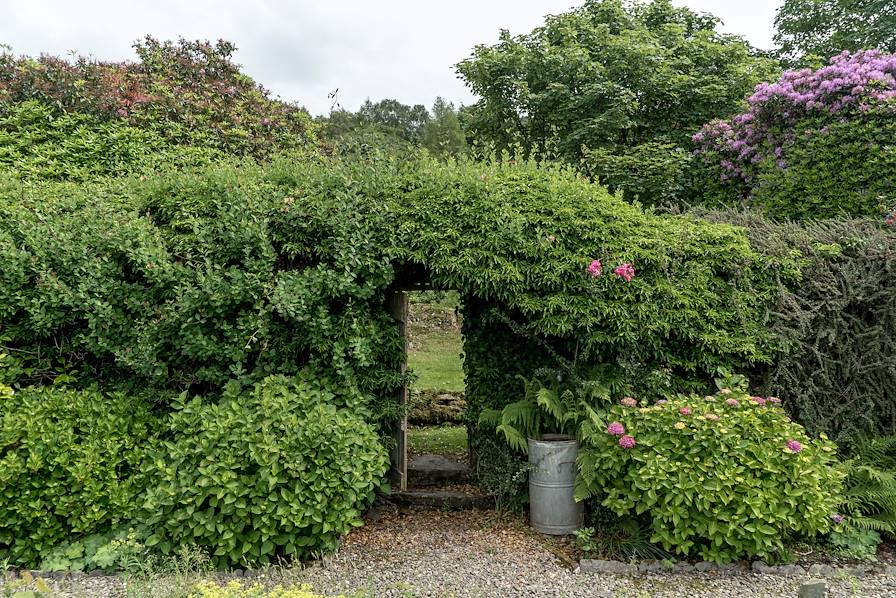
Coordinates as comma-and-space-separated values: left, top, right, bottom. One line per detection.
6, 509, 896, 597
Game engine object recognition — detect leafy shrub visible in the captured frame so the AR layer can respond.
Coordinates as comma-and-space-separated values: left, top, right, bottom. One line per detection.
576, 376, 844, 563
694, 50, 896, 219
141, 375, 388, 568
0, 387, 156, 566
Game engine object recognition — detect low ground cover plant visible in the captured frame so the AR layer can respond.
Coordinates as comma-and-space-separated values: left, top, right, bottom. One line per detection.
576, 375, 844, 563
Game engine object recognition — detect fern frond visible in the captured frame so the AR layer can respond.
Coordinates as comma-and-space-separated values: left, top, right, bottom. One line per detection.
478, 408, 503, 428
536, 387, 564, 422
496, 422, 530, 454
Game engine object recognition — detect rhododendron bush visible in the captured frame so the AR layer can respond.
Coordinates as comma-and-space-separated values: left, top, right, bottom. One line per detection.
694, 50, 896, 219
576, 375, 844, 563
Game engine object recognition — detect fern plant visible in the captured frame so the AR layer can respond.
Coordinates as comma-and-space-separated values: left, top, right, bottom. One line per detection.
839, 435, 896, 536
478, 375, 609, 453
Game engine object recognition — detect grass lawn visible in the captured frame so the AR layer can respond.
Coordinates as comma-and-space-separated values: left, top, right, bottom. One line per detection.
408, 331, 465, 391
408, 425, 468, 458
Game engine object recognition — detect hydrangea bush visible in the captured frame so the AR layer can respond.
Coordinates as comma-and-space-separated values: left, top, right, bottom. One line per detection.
576, 378, 844, 563
693, 50, 896, 219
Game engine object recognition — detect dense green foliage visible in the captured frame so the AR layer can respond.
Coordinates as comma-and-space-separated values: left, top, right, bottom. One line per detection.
0, 100, 221, 180
141, 375, 387, 568
456, 0, 778, 165
0, 387, 156, 565
0, 162, 404, 416
576, 380, 843, 562
774, 0, 896, 65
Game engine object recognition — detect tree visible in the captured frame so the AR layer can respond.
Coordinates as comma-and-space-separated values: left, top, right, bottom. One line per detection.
354, 98, 430, 142
774, 0, 896, 65
455, 0, 779, 165
421, 97, 467, 156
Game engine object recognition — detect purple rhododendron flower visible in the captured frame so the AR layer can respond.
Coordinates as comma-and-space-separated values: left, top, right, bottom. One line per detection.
620, 397, 637, 408
618, 435, 636, 449
586, 259, 602, 277
787, 439, 803, 453
693, 50, 896, 187
613, 263, 635, 282
607, 421, 626, 436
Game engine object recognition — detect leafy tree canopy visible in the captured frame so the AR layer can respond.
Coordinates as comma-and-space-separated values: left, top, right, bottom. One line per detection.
455, 0, 779, 164
774, 0, 896, 66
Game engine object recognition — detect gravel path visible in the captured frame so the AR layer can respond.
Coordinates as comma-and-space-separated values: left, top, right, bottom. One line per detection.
9, 508, 896, 597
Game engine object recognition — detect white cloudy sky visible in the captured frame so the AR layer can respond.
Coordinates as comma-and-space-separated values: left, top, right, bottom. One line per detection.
0, 0, 781, 115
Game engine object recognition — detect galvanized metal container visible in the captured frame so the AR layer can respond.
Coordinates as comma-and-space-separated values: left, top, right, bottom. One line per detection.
528, 434, 584, 535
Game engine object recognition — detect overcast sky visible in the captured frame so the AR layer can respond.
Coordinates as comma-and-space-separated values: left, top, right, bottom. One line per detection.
1, 0, 782, 115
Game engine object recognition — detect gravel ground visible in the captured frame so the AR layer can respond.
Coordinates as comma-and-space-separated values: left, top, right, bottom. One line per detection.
8, 508, 896, 597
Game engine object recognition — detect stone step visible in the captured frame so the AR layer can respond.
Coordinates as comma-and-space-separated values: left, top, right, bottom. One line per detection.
391, 489, 494, 511
408, 453, 470, 487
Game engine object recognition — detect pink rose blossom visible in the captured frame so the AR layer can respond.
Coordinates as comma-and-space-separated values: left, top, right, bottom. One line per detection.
607, 422, 626, 436
618, 435, 636, 449
613, 263, 635, 282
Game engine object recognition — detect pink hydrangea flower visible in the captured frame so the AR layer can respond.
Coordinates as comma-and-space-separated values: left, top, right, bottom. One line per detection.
679, 407, 692, 416
620, 397, 637, 408
751, 396, 767, 406
618, 435, 636, 449
787, 439, 803, 453
607, 421, 626, 436
725, 398, 739, 407
706, 413, 720, 421
768, 397, 781, 404
613, 263, 635, 282
586, 259, 602, 277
